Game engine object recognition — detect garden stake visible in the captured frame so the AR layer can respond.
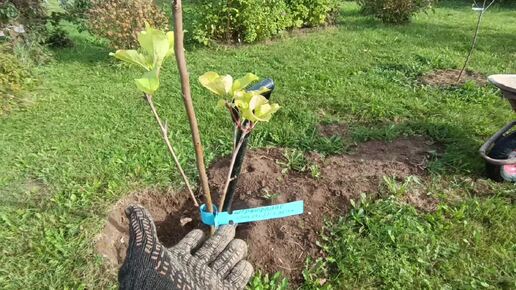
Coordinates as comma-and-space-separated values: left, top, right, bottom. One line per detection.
222, 79, 275, 212
145, 93, 198, 207
172, 0, 215, 231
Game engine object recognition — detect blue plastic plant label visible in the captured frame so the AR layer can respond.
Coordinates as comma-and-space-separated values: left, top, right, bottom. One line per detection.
200, 201, 304, 227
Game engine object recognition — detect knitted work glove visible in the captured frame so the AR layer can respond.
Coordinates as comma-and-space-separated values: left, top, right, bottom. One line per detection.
119, 205, 253, 290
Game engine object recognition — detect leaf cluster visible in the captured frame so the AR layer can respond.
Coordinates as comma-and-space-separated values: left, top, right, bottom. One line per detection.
111, 24, 174, 95
199, 72, 280, 123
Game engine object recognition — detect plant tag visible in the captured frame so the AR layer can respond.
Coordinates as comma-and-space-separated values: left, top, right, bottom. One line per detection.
200, 201, 304, 227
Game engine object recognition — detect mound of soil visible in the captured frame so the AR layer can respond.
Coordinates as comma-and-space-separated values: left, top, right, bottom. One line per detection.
421, 69, 487, 87
95, 136, 440, 283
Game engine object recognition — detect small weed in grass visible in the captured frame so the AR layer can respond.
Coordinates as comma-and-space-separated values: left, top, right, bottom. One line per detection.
382, 175, 421, 196
278, 149, 308, 173
309, 164, 321, 179
248, 271, 289, 290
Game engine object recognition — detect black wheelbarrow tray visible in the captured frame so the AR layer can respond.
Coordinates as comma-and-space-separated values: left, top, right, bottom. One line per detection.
479, 74, 516, 182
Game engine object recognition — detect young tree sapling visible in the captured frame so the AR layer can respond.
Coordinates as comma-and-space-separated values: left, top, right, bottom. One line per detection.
199, 72, 280, 211
110, 24, 199, 207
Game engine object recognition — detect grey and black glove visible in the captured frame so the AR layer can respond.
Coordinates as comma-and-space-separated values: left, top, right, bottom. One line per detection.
119, 205, 253, 290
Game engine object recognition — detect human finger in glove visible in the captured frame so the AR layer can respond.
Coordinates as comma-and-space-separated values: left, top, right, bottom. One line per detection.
119, 205, 253, 290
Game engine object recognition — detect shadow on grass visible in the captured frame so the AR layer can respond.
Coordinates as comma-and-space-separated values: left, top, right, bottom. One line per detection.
51, 31, 112, 64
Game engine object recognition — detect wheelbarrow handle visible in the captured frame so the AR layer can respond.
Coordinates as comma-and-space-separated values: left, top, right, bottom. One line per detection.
479, 120, 516, 166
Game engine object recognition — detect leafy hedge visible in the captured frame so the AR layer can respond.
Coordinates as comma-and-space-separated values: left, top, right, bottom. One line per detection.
356, 0, 436, 24
193, 0, 340, 45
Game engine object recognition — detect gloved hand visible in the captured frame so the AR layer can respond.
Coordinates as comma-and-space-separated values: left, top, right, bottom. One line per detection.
119, 205, 253, 290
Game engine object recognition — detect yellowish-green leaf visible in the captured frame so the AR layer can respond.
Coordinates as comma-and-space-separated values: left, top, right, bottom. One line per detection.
199, 72, 233, 97
241, 94, 280, 122
234, 91, 254, 110
255, 102, 280, 122
166, 31, 175, 57
248, 86, 271, 96
135, 70, 160, 94
110, 50, 151, 70
232, 73, 259, 92
138, 25, 171, 68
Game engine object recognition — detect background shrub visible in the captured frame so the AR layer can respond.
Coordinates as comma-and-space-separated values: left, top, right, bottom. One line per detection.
356, 0, 436, 24
87, 0, 169, 49
57, 0, 93, 32
287, 0, 339, 28
239, 0, 294, 43
0, 0, 51, 64
0, 44, 33, 114
193, 0, 339, 45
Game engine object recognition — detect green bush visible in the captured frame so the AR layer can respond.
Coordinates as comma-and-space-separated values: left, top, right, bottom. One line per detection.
287, 0, 339, 28
239, 0, 294, 43
0, 45, 33, 114
193, 0, 339, 45
55, 0, 93, 32
0, 1, 52, 65
356, 0, 435, 24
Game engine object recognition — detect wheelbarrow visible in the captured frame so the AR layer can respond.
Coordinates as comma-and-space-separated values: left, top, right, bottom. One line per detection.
479, 74, 516, 182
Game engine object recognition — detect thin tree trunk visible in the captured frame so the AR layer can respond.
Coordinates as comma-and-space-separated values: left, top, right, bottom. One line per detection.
145, 93, 199, 207
457, 10, 484, 83
172, 1, 214, 219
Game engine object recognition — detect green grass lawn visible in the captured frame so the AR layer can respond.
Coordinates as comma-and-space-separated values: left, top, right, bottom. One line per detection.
1, 1, 515, 289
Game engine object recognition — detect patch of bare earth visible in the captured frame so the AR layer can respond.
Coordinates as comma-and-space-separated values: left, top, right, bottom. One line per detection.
317, 123, 348, 138
96, 135, 440, 283
420, 69, 487, 86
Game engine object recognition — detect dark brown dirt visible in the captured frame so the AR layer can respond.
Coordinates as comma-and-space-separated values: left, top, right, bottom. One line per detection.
420, 69, 487, 87
317, 123, 348, 138
95, 136, 440, 283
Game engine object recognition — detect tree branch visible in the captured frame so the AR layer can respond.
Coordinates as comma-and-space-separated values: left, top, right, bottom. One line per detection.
218, 128, 249, 210
145, 93, 198, 207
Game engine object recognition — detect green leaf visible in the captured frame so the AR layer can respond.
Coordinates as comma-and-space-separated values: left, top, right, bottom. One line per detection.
135, 70, 160, 94
241, 94, 280, 122
248, 86, 271, 96
199, 72, 233, 96
110, 50, 151, 71
138, 24, 171, 68
232, 73, 259, 92
166, 31, 175, 57
234, 91, 254, 110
